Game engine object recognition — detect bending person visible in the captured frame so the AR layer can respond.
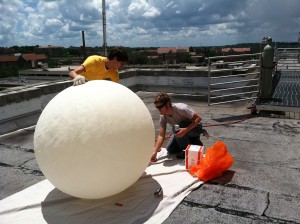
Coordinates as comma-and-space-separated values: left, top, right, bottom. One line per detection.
69, 47, 129, 86
151, 92, 208, 162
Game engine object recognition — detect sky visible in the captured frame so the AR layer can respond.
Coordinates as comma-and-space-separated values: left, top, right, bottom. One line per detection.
1, 0, 300, 48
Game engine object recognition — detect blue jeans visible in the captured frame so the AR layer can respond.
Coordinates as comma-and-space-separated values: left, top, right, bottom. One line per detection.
166, 120, 203, 154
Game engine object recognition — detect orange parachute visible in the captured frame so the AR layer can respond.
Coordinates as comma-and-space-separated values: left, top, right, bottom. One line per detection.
188, 141, 234, 182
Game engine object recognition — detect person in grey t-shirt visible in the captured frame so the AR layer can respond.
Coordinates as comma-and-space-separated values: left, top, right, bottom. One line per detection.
151, 92, 208, 162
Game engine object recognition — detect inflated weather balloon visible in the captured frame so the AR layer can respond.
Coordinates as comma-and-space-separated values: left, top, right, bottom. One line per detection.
34, 80, 155, 199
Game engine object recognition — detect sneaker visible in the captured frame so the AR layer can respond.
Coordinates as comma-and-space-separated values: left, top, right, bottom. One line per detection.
189, 137, 203, 146
176, 151, 185, 159
202, 129, 210, 139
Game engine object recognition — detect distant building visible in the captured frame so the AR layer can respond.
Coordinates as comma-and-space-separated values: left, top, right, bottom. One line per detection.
0, 56, 25, 70
157, 47, 190, 64
0, 53, 48, 69
134, 49, 159, 61
133, 47, 192, 64
221, 48, 252, 63
37, 45, 64, 56
222, 48, 251, 55
22, 53, 48, 68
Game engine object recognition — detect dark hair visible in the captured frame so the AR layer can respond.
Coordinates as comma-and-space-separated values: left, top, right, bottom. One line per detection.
108, 47, 129, 62
154, 92, 171, 105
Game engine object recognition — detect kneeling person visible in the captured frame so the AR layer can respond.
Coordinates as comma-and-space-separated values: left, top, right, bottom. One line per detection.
151, 92, 208, 162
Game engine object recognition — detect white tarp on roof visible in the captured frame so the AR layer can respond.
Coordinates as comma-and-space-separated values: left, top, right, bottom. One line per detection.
0, 149, 202, 224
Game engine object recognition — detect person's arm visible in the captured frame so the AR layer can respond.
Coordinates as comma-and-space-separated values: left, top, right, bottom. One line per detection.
151, 127, 166, 162
176, 113, 202, 138
69, 65, 85, 78
109, 70, 120, 83
69, 65, 88, 86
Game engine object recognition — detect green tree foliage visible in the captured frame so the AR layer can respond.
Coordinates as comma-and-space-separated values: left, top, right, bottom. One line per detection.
0, 42, 298, 78
0, 67, 18, 78
129, 51, 148, 65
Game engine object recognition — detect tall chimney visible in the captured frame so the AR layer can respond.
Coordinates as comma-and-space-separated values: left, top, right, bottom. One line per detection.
102, 0, 108, 56
82, 31, 87, 60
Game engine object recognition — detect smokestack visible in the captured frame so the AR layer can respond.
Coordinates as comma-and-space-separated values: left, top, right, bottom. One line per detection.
102, 0, 107, 56
82, 31, 87, 60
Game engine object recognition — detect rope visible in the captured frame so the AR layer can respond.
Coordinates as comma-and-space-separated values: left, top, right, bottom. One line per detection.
165, 113, 253, 139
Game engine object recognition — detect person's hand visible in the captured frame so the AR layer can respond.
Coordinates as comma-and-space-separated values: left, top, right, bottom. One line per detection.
175, 128, 188, 138
73, 75, 88, 86
150, 152, 158, 162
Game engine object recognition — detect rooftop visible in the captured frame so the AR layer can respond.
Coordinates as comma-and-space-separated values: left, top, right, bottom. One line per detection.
0, 49, 300, 223
0, 92, 300, 223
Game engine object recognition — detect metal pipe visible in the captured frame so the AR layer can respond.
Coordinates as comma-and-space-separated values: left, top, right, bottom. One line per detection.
210, 78, 260, 86
102, 0, 107, 56
209, 97, 256, 106
208, 53, 261, 60
210, 91, 259, 99
211, 71, 260, 79
210, 85, 260, 93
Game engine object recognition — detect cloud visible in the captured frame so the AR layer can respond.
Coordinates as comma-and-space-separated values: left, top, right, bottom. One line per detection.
128, 0, 160, 18
0, 0, 299, 48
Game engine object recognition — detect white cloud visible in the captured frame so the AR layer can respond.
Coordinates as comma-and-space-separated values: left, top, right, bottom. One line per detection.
143, 6, 160, 18
128, 0, 160, 19
198, 3, 206, 12
0, 0, 299, 47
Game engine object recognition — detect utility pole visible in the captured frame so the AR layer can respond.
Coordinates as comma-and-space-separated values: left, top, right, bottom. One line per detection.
102, 0, 107, 56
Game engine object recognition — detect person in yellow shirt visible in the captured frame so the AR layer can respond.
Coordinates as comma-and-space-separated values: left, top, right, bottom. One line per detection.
69, 47, 129, 86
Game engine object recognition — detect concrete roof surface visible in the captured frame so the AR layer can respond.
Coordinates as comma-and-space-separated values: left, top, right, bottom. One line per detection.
0, 92, 300, 223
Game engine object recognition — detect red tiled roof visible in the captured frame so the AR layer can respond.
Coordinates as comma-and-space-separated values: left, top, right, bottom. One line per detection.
157, 47, 189, 54
0, 54, 47, 62
22, 54, 47, 60
235, 48, 251, 52
0, 56, 19, 62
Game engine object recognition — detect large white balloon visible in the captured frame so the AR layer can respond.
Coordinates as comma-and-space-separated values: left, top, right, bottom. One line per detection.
34, 80, 155, 199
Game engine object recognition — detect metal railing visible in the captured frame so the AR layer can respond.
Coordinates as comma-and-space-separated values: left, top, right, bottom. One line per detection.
207, 53, 261, 106
275, 48, 300, 71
